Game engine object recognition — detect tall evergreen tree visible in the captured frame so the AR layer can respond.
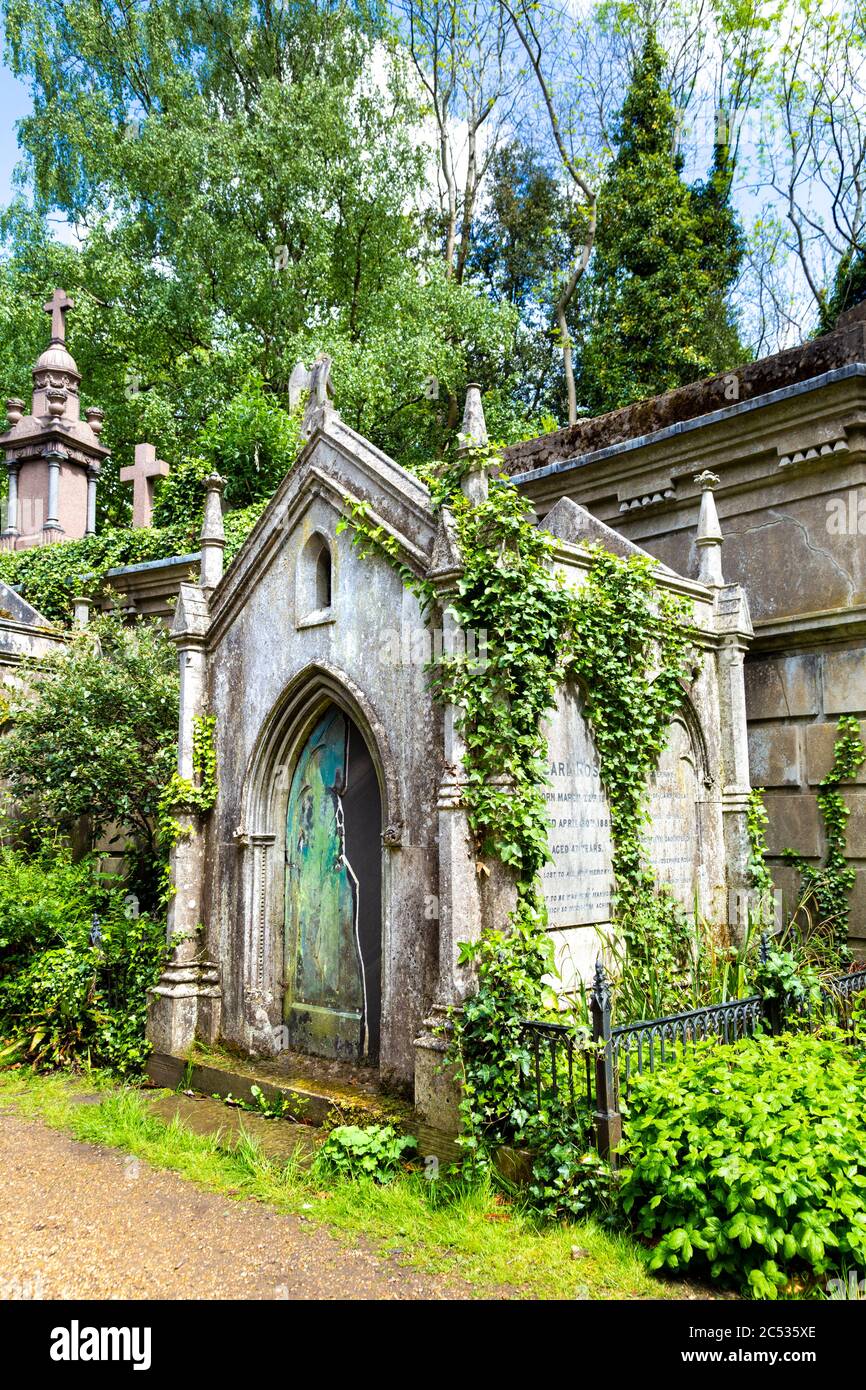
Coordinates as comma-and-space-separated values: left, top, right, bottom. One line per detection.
818, 248, 866, 333
575, 32, 746, 415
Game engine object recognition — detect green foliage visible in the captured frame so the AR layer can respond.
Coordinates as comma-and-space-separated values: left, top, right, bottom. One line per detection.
155, 375, 305, 520
435, 475, 574, 878
314, 1123, 418, 1183
818, 246, 866, 333
0, 0, 538, 494
0, 841, 168, 1075
0, 611, 178, 905
783, 715, 866, 951
0, 522, 198, 626
753, 942, 822, 1010
453, 899, 560, 1157
568, 548, 694, 1015
524, 1116, 618, 1224
157, 714, 218, 904
576, 31, 747, 413
746, 787, 775, 902
619, 1032, 866, 1298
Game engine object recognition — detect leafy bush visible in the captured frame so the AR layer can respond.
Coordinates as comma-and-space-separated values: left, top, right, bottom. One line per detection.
0, 842, 169, 1075
521, 1112, 617, 1223
314, 1124, 417, 1183
619, 1031, 866, 1298
0, 612, 178, 907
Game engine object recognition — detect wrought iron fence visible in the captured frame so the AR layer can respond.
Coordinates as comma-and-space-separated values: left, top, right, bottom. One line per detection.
518, 954, 866, 1162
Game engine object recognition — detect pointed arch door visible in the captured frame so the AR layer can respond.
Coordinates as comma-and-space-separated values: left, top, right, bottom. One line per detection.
283, 704, 382, 1062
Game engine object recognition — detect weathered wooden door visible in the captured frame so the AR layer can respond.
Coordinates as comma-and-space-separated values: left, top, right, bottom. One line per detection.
284, 705, 381, 1062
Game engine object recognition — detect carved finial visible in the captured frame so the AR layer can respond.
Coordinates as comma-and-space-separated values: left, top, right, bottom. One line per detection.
694, 469, 724, 586
592, 957, 609, 1008
694, 469, 720, 491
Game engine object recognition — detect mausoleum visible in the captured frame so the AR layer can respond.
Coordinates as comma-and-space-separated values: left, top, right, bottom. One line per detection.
147, 374, 755, 1127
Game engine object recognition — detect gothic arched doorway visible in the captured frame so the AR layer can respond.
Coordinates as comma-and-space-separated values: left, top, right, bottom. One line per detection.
283, 703, 382, 1063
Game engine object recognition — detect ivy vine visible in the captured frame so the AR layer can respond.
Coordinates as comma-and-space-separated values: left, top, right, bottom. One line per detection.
157, 713, 219, 903
783, 715, 866, 953
342, 440, 695, 1157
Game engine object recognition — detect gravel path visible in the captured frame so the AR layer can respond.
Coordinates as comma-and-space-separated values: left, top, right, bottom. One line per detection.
0, 1112, 473, 1301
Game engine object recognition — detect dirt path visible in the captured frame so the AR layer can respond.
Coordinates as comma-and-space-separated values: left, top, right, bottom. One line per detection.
0, 1112, 472, 1301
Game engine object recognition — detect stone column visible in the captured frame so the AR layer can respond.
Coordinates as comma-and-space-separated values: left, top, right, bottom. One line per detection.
694, 470, 724, 587
85, 466, 98, 536
147, 582, 221, 1057
3, 463, 19, 538
713, 584, 755, 939
414, 598, 486, 1132
72, 595, 93, 628
414, 388, 496, 1131
43, 445, 64, 534
692, 472, 756, 933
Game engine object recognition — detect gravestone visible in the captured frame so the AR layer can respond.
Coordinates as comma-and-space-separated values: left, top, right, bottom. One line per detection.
541, 684, 615, 987
644, 716, 701, 911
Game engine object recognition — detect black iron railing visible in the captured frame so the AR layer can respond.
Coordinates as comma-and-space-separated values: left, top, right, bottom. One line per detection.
611, 994, 764, 1101
518, 954, 866, 1162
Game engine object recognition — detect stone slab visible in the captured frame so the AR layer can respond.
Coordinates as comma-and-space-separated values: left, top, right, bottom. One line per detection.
846, 868, 866, 942
762, 793, 823, 858
748, 725, 801, 788
838, 791, 866, 859
806, 720, 866, 784
645, 717, 701, 907
541, 686, 615, 928
823, 648, 866, 715
745, 654, 820, 720
146, 1093, 322, 1165
547, 923, 613, 993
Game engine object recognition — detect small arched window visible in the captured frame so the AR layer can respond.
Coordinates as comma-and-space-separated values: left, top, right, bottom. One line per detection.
315, 542, 332, 610
296, 530, 335, 627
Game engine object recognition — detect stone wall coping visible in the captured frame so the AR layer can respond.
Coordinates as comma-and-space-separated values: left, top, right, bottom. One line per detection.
509, 362, 866, 486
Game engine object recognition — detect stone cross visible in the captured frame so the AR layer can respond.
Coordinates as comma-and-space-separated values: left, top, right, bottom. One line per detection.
120, 442, 170, 528
44, 288, 74, 343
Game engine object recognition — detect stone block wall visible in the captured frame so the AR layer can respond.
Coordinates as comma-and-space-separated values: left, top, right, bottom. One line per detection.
745, 641, 866, 948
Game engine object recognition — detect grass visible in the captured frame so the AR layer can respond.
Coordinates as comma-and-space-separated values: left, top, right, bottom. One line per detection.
0, 1064, 680, 1301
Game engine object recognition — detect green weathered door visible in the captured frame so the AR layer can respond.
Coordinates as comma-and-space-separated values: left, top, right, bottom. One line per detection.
284, 705, 381, 1061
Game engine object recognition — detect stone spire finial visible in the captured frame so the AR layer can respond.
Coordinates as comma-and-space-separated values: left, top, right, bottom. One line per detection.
694, 470, 724, 586
458, 384, 488, 454
200, 473, 226, 591
458, 384, 489, 504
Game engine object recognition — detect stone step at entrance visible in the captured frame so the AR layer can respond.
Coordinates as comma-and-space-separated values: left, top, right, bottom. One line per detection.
145, 1092, 323, 1167
147, 1048, 462, 1168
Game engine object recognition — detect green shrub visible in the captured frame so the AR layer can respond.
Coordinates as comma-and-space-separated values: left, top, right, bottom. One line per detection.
314, 1124, 417, 1183
522, 1111, 617, 1223
0, 843, 169, 1075
619, 1031, 866, 1298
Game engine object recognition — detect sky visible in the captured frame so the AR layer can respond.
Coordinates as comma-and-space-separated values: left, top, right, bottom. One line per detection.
0, 54, 30, 205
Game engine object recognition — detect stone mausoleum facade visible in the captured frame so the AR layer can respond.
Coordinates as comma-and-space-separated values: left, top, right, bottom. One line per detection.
147, 381, 754, 1127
